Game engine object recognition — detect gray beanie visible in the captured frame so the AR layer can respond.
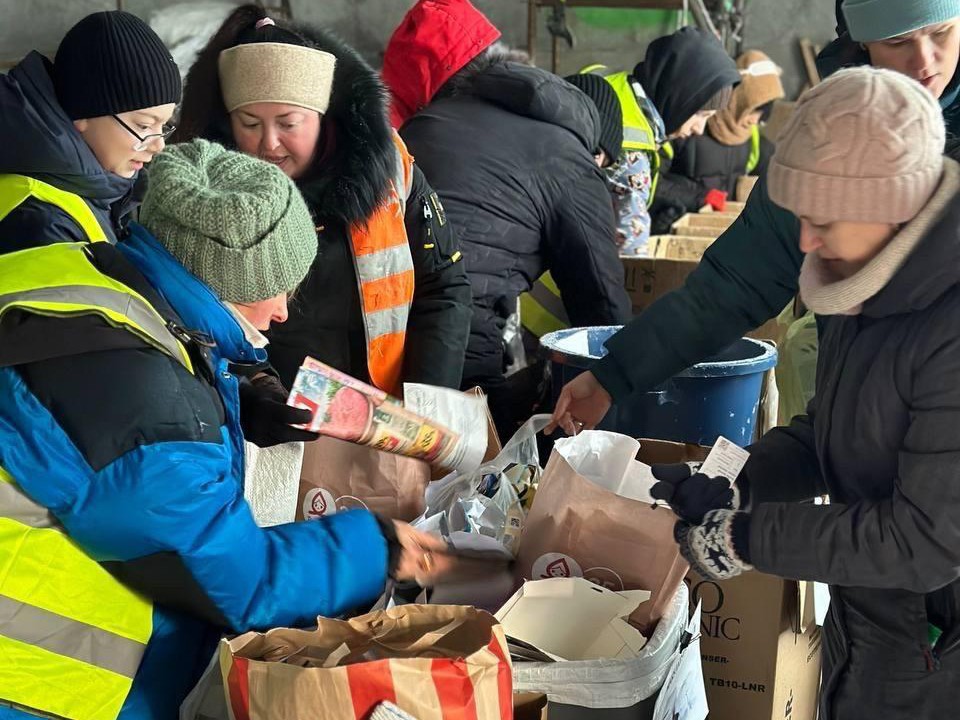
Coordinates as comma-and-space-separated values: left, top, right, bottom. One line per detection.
842, 0, 960, 42
139, 139, 317, 303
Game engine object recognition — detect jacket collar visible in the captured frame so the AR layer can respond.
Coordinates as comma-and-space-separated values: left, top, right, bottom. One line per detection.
119, 223, 267, 366
799, 160, 960, 318
0, 52, 137, 238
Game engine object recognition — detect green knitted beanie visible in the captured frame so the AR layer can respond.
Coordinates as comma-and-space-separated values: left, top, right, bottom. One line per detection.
139, 139, 317, 303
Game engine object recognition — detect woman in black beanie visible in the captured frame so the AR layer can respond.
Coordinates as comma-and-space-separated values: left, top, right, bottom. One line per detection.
0, 10, 181, 250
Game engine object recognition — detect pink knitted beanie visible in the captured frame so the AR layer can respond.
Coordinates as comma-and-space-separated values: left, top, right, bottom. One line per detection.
769, 67, 945, 224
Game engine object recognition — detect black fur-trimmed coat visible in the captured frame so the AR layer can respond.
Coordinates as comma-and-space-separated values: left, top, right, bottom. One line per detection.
183, 25, 472, 390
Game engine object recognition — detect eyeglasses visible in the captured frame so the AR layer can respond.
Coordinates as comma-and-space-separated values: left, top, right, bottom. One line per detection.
112, 115, 177, 151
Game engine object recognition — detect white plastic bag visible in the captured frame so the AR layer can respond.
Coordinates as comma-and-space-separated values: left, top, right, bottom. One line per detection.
417, 415, 551, 553
512, 583, 689, 709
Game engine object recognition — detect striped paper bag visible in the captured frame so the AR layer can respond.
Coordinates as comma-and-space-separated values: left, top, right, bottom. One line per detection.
220, 605, 513, 720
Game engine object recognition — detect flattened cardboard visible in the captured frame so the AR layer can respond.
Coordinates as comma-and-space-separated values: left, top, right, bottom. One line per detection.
496, 578, 651, 662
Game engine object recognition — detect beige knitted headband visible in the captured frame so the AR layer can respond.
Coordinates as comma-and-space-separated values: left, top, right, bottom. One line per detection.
218, 42, 337, 114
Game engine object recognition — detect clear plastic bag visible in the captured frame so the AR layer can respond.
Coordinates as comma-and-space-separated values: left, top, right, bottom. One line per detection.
415, 415, 551, 554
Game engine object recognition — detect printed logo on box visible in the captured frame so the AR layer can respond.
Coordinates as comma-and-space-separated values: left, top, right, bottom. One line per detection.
303, 488, 337, 519
533, 553, 583, 580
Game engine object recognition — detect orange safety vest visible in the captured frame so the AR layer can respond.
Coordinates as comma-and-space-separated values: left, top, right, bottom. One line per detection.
349, 132, 416, 395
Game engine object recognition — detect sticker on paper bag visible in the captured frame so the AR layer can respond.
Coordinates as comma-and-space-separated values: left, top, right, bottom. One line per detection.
303, 488, 371, 519
533, 553, 583, 580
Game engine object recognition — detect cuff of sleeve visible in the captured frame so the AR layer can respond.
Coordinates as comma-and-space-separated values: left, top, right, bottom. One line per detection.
374, 514, 402, 578
591, 353, 633, 402
734, 474, 751, 511
730, 511, 753, 565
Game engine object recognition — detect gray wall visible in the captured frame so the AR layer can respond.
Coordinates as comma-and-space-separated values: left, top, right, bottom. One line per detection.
1, 0, 836, 98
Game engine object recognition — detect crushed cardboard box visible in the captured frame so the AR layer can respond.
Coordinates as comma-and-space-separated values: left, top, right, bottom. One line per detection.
496, 578, 651, 662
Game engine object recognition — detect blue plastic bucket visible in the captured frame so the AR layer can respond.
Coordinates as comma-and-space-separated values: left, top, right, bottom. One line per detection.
541, 326, 778, 446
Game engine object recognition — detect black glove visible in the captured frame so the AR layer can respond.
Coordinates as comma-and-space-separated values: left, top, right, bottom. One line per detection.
238, 374, 319, 448
650, 463, 743, 524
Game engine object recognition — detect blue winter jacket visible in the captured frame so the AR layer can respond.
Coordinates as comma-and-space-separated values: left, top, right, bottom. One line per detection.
0, 224, 389, 719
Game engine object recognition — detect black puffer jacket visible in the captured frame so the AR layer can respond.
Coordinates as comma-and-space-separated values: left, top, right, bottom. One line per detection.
183, 25, 472, 390
650, 132, 775, 234
743, 162, 960, 719
401, 62, 632, 387
0, 52, 141, 249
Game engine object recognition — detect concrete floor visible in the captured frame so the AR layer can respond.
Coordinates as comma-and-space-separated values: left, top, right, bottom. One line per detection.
0, 0, 836, 99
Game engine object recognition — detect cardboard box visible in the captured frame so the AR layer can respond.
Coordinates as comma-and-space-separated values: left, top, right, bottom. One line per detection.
513, 693, 548, 720
737, 176, 759, 201
724, 201, 747, 215
622, 234, 703, 316
496, 578, 651, 662
634, 439, 823, 720
672, 213, 737, 234
652, 235, 714, 262
687, 571, 822, 720
747, 317, 782, 343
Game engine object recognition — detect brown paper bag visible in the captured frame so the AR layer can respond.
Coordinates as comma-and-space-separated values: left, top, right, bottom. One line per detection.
220, 605, 513, 720
516, 432, 689, 633
297, 436, 431, 522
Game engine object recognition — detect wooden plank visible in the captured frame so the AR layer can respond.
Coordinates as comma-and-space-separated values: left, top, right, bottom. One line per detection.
798, 38, 821, 86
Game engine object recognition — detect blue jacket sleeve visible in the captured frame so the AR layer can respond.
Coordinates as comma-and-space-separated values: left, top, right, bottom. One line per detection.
66, 441, 390, 632
592, 171, 803, 399
0, 362, 388, 633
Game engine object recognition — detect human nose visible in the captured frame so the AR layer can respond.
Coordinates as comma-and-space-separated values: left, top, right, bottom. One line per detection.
910, 36, 937, 75
260, 125, 281, 154
798, 222, 822, 254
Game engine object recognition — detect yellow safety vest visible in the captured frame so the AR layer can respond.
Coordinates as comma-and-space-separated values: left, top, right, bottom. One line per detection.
746, 125, 761, 175
0, 174, 193, 720
519, 271, 569, 339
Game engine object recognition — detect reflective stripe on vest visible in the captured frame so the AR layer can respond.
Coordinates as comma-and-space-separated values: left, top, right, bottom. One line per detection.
349, 132, 415, 394
604, 72, 656, 152
0, 175, 193, 373
0, 468, 153, 720
746, 125, 761, 175
602, 72, 663, 200
520, 271, 570, 338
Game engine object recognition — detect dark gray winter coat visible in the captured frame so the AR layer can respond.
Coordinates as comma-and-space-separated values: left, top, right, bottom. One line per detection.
401, 62, 632, 387
743, 161, 960, 719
